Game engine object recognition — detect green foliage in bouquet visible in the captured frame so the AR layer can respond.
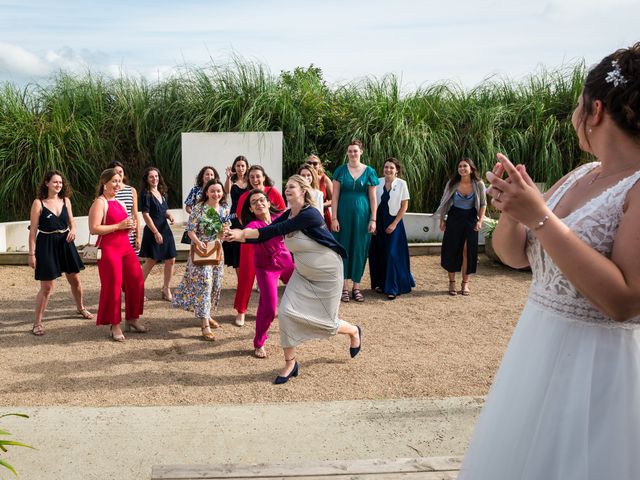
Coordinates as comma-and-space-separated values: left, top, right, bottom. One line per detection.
199, 207, 224, 237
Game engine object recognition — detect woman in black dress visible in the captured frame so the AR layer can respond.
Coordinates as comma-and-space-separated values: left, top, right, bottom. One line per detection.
28, 170, 92, 335
138, 167, 177, 301
223, 155, 249, 269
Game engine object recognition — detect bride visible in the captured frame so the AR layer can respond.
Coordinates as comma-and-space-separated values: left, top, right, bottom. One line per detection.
459, 43, 640, 479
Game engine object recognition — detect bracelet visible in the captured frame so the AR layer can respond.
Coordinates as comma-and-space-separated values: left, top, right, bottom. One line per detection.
369, 219, 376, 222
533, 215, 550, 230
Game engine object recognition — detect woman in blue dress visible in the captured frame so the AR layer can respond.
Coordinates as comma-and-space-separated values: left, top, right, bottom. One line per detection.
331, 140, 379, 303
138, 166, 177, 301
369, 158, 415, 299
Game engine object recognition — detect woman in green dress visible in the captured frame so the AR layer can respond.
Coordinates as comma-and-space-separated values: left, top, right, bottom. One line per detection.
331, 139, 379, 303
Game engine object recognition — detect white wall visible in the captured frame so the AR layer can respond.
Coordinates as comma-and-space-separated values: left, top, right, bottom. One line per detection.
181, 132, 283, 203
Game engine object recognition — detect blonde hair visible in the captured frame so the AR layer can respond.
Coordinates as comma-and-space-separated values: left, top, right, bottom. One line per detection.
307, 154, 326, 175
288, 174, 317, 209
297, 163, 320, 189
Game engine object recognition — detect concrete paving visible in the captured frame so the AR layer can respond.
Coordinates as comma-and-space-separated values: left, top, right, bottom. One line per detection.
2, 397, 482, 480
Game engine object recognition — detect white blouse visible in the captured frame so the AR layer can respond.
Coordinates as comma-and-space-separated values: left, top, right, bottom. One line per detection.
375, 178, 410, 216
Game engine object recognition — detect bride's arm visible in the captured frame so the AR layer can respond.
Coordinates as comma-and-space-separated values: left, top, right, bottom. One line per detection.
489, 154, 640, 321
492, 163, 575, 269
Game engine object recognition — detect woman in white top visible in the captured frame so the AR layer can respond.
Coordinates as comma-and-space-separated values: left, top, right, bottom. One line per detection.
109, 161, 141, 251
368, 158, 414, 299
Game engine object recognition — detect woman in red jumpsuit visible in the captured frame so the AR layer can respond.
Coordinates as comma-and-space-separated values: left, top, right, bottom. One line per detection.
88, 168, 146, 341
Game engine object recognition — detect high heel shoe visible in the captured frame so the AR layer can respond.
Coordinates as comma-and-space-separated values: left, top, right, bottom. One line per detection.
109, 325, 125, 342
123, 320, 149, 333
274, 360, 299, 384
350, 325, 362, 358
161, 287, 173, 302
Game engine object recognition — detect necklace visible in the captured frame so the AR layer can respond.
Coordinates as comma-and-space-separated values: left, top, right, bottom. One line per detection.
588, 164, 639, 185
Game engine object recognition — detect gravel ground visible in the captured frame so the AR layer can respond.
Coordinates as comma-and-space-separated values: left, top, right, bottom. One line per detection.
0, 255, 530, 406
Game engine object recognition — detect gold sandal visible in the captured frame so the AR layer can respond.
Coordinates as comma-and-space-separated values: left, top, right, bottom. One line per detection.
77, 308, 93, 319
201, 327, 216, 341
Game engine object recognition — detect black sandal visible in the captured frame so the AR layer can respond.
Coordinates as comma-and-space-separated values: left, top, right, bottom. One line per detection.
352, 288, 364, 302
341, 288, 350, 303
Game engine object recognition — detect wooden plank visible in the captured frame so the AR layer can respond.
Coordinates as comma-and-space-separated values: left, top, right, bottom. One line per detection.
156, 473, 458, 480
152, 456, 462, 480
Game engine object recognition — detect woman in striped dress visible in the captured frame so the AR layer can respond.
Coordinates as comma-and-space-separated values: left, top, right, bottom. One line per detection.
109, 161, 141, 251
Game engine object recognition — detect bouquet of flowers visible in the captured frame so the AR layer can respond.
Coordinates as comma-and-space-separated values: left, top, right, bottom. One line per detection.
200, 208, 235, 237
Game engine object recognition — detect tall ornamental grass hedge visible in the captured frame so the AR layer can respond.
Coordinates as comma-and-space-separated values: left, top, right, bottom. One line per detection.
0, 60, 590, 222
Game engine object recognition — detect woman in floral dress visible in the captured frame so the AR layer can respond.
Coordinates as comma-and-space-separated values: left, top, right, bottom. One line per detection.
172, 179, 228, 341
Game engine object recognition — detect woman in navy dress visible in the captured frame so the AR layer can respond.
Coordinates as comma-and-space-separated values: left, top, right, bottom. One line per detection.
369, 158, 415, 299
138, 167, 177, 301
27, 170, 92, 335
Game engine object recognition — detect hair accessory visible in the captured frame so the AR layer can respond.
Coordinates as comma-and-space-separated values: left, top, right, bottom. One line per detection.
605, 60, 627, 88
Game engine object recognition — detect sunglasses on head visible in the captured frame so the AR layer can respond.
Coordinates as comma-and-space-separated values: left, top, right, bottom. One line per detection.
307, 161, 319, 166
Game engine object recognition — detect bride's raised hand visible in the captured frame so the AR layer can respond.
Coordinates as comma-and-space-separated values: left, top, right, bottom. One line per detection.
486, 153, 549, 228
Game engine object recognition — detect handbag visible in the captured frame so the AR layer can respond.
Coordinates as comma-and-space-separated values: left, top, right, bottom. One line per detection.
181, 230, 191, 245
80, 197, 108, 261
191, 239, 223, 266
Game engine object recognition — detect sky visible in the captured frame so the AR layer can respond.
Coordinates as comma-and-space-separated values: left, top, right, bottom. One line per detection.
0, 0, 638, 90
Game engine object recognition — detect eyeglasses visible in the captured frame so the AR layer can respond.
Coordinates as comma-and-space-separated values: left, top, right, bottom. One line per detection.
250, 197, 269, 206
307, 161, 319, 166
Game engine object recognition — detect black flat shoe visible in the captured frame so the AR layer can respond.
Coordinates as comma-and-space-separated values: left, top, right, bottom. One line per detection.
274, 362, 299, 384
350, 325, 362, 358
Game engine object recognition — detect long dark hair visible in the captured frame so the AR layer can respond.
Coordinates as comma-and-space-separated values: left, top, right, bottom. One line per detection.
247, 164, 274, 187
38, 170, 71, 200
195, 166, 220, 188
199, 179, 226, 204
447, 158, 481, 187
141, 167, 168, 197
231, 155, 249, 182
107, 160, 129, 184
240, 188, 283, 225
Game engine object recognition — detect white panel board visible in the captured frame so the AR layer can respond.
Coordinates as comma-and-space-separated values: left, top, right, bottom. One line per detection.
181, 132, 283, 205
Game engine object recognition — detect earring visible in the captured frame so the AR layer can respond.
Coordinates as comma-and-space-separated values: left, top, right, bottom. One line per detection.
588, 128, 592, 133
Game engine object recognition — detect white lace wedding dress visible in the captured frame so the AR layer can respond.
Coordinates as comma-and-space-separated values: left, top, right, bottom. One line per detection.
459, 162, 640, 480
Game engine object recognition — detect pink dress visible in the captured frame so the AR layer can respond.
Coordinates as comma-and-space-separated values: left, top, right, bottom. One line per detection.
96, 200, 144, 325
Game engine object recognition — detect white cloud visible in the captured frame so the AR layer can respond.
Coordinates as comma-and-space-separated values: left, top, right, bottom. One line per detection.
0, 42, 50, 76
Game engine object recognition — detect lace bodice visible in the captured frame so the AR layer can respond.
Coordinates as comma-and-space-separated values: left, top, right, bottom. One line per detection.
526, 162, 640, 327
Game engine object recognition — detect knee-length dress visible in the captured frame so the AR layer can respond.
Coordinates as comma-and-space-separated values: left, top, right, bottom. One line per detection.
459, 164, 640, 479
369, 185, 415, 296
96, 200, 144, 325
222, 183, 248, 268
172, 203, 227, 319
332, 164, 379, 283
138, 191, 177, 261
250, 207, 347, 348
34, 200, 84, 281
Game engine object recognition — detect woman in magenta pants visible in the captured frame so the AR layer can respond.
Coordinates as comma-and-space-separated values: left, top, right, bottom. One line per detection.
240, 188, 293, 358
